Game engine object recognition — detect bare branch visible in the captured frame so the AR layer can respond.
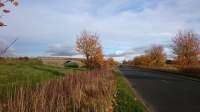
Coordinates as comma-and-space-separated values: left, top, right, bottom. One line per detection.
0, 38, 18, 56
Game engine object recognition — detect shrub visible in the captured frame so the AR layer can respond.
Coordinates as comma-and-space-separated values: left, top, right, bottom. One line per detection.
133, 55, 151, 66
146, 45, 166, 66
0, 70, 117, 112
133, 45, 166, 67
64, 62, 79, 68
18, 57, 30, 61
179, 66, 200, 75
103, 58, 119, 69
0, 57, 6, 64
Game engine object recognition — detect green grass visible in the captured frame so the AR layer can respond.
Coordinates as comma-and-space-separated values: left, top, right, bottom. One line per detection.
114, 70, 147, 112
0, 58, 147, 112
0, 58, 75, 99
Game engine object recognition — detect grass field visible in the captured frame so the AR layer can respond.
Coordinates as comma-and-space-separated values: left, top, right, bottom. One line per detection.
0, 59, 71, 85
0, 58, 79, 99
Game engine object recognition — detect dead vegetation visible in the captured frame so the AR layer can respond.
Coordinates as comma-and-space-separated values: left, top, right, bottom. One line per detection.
0, 70, 117, 112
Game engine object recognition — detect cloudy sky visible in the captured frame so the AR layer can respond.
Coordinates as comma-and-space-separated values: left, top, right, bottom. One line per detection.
0, 0, 200, 61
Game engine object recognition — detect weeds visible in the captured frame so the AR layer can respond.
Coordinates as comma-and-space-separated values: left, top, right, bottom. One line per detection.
0, 70, 117, 112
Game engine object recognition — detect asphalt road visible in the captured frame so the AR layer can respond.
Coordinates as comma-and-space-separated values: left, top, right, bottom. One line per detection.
120, 66, 200, 112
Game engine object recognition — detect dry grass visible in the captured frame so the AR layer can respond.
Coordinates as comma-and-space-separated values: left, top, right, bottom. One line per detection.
134, 64, 200, 78
180, 66, 200, 74
42, 59, 67, 67
41, 58, 84, 68
0, 70, 117, 112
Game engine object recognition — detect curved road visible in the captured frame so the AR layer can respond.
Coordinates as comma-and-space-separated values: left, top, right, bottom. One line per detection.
120, 66, 200, 112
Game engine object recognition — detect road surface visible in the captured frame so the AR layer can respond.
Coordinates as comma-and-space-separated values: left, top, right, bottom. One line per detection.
120, 66, 200, 112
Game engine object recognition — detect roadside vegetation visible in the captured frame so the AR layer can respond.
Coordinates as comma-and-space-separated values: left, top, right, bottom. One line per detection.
76, 30, 104, 69
0, 30, 146, 112
125, 30, 200, 77
0, 58, 75, 99
114, 70, 147, 112
133, 45, 166, 67
0, 58, 146, 112
0, 66, 116, 112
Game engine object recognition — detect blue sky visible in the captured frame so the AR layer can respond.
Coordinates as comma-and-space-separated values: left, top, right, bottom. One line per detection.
0, 0, 200, 61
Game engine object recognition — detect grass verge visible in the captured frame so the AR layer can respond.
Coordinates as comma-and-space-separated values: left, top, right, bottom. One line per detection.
0, 70, 116, 112
0, 58, 81, 100
114, 70, 147, 112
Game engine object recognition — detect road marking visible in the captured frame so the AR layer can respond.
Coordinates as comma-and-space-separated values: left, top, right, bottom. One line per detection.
161, 80, 169, 83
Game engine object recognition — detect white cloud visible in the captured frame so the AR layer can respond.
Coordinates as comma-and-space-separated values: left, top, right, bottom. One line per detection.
106, 50, 135, 57
0, 0, 199, 58
47, 43, 78, 56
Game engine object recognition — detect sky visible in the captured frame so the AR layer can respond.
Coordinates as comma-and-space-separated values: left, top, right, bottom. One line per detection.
0, 0, 200, 61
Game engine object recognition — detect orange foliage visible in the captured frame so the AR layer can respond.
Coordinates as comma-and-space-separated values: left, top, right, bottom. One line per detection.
145, 45, 166, 66
133, 55, 151, 66
106, 58, 117, 66
172, 31, 200, 68
103, 57, 118, 69
76, 31, 104, 68
133, 45, 166, 67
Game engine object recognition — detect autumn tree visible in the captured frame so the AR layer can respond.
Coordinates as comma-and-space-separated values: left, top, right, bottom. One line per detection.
103, 57, 118, 68
146, 45, 166, 66
133, 55, 151, 66
106, 57, 117, 66
76, 31, 104, 68
133, 45, 166, 66
89, 47, 104, 68
172, 31, 200, 67
0, 0, 18, 27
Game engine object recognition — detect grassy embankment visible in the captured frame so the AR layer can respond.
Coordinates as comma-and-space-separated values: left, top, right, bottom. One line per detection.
114, 70, 147, 112
0, 59, 115, 112
0, 58, 84, 98
0, 58, 147, 111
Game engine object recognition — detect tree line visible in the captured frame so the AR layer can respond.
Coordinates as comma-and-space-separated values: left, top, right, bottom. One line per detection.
123, 30, 200, 73
76, 30, 200, 71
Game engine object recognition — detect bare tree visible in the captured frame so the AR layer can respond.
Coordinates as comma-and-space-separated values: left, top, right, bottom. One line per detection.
0, 38, 18, 57
172, 31, 200, 67
76, 31, 104, 68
